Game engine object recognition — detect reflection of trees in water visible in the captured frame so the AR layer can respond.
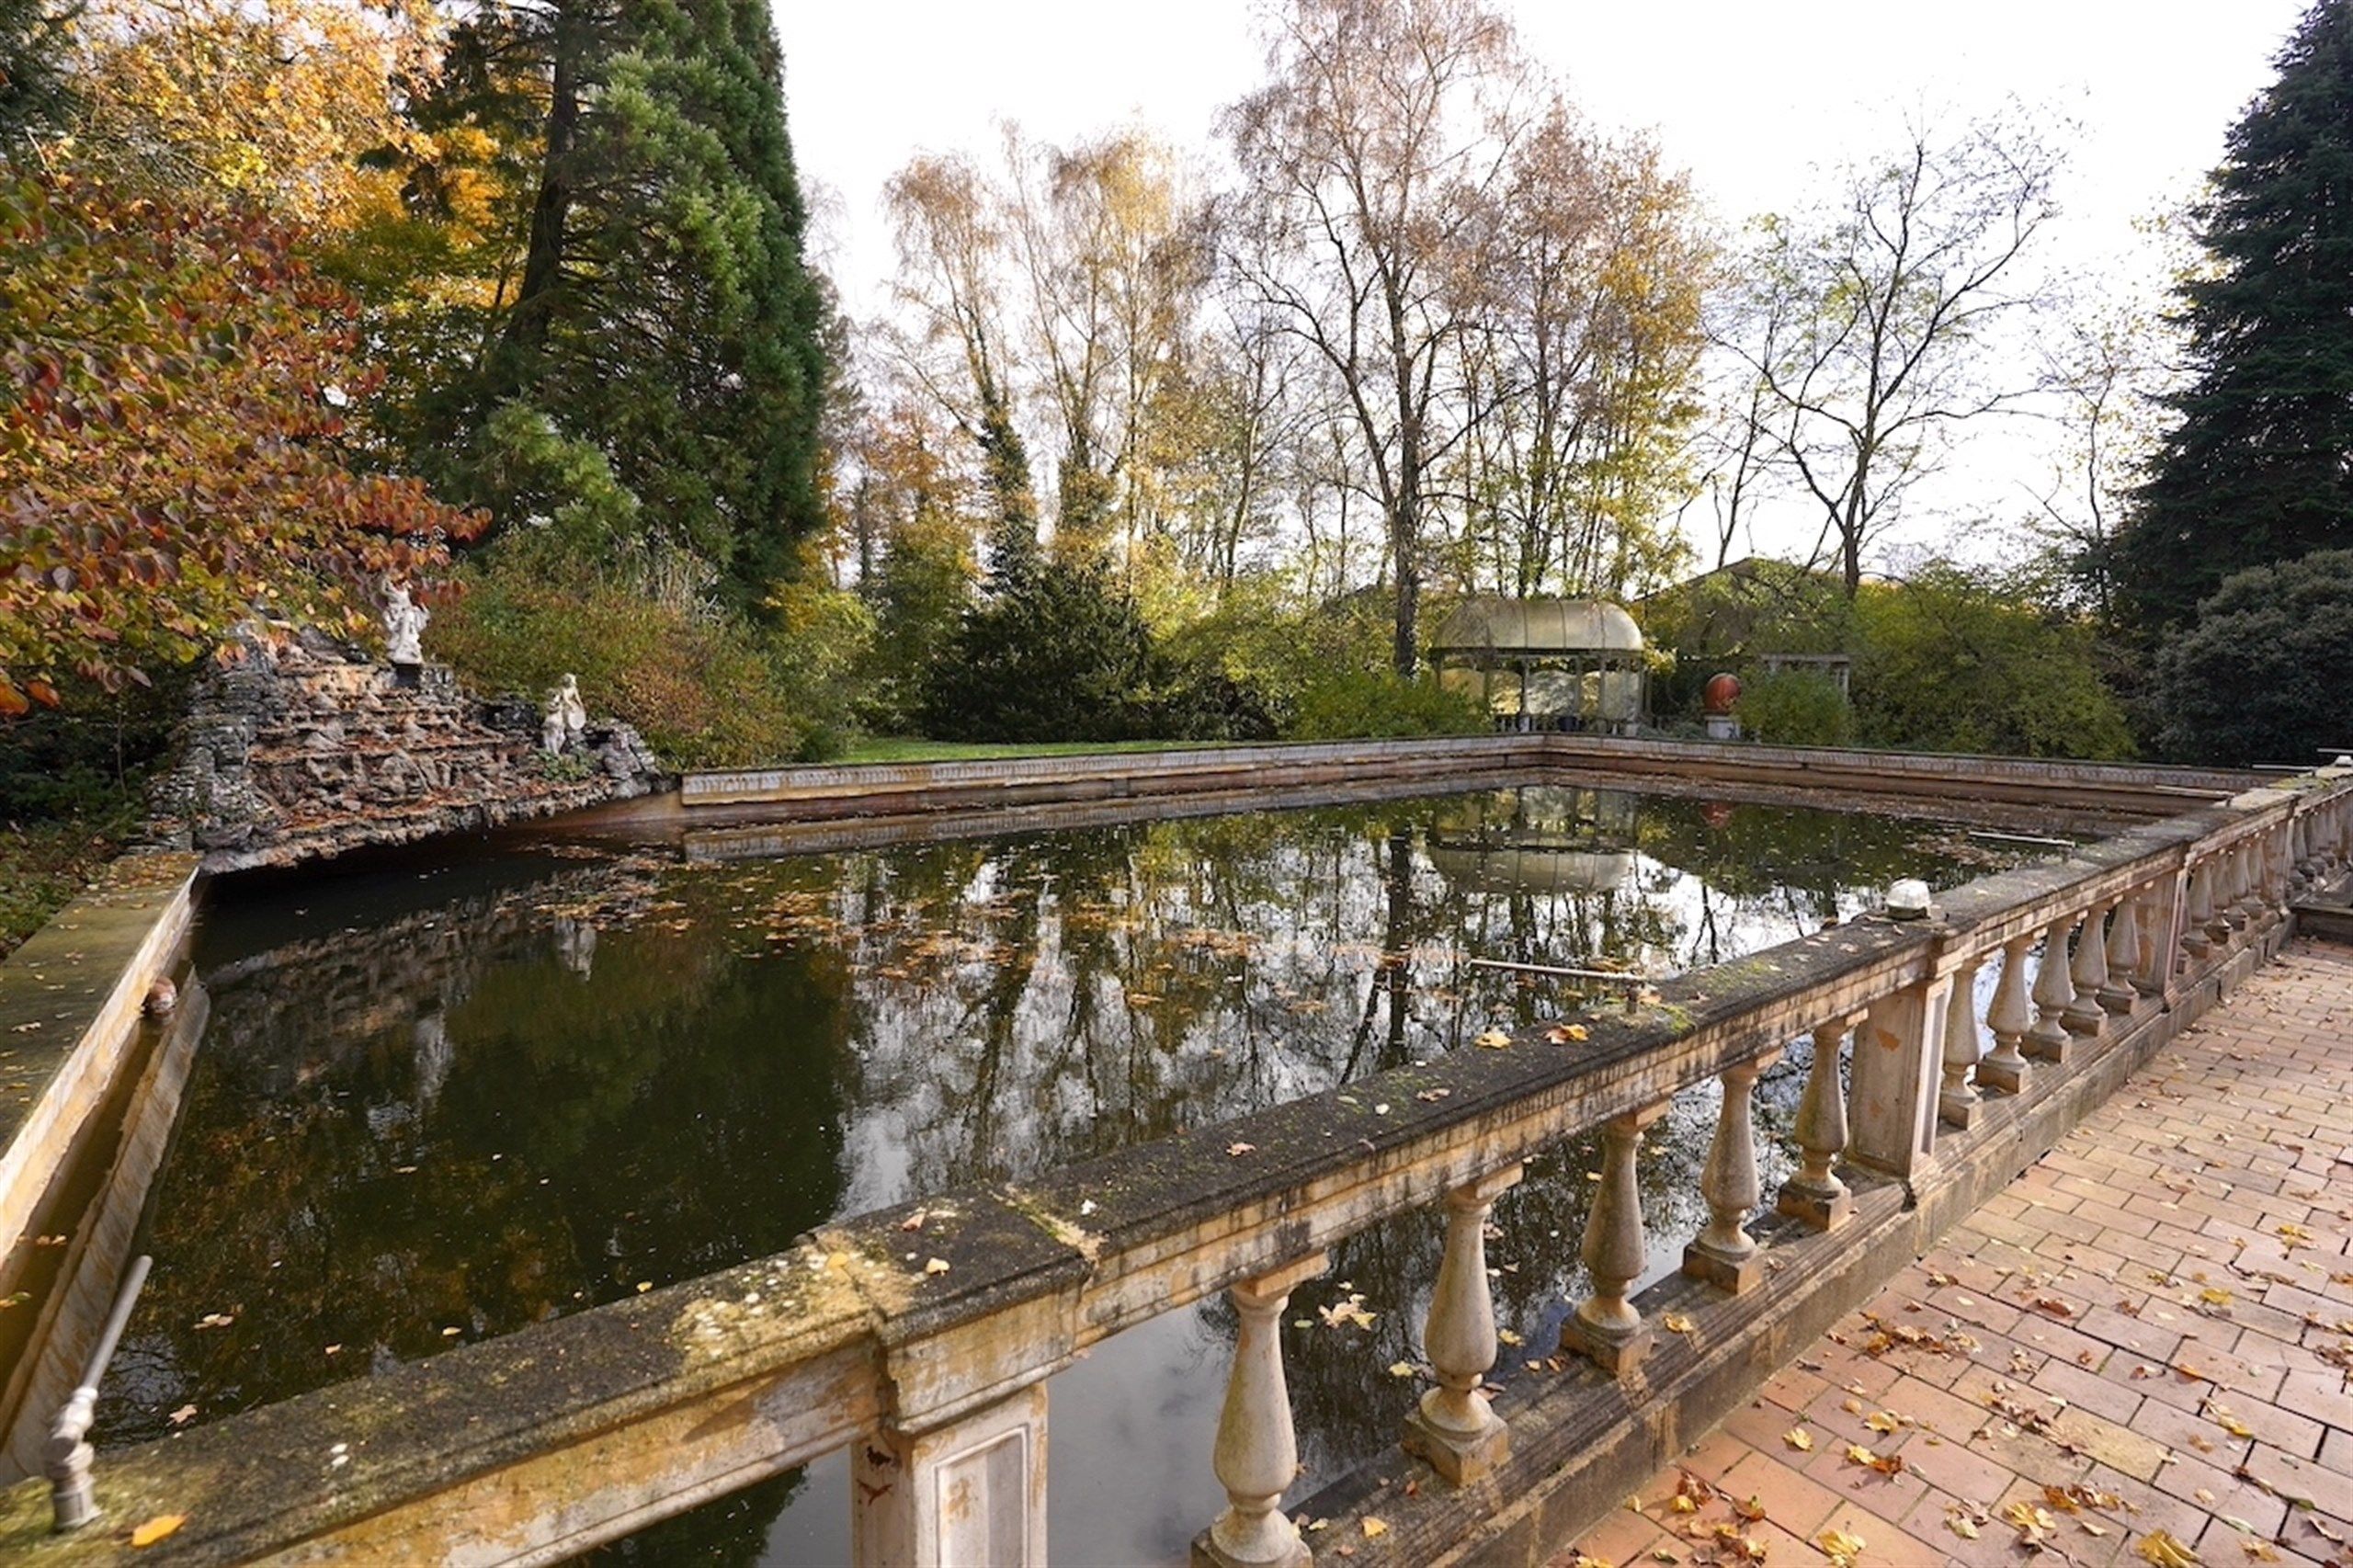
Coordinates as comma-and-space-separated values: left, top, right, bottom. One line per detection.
809, 790, 1960, 1205
588, 1471, 803, 1568
101, 860, 850, 1493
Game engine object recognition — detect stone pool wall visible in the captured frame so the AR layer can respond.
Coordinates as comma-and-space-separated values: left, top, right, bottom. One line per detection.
151, 624, 668, 874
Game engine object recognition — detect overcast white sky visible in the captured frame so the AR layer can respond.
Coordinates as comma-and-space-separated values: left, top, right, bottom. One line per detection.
770, 0, 2313, 567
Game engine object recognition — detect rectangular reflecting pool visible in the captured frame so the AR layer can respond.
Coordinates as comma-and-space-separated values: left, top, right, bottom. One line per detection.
96, 784, 2052, 1563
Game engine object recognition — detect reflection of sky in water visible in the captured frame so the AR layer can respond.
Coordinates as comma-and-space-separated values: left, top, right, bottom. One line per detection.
96, 786, 2035, 1566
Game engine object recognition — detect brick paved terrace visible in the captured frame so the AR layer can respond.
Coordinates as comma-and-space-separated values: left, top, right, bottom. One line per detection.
1558, 938, 2353, 1568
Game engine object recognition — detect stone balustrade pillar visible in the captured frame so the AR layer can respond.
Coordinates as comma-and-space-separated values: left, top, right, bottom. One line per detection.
1848, 975, 1951, 1180
2184, 859, 2216, 962
2025, 915, 2077, 1063
1403, 1166, 1520, 1486
2259, 831, 2288, 928
1978, 935, 2034, 1095
853, 1384, 1050, 1567
1778, 1017, 1859, 1230
1939, 954, 1985, 1128
2063, 901, 2110, 1039
1685, 1050, 1783, 1293
2137, 874, 2181, 999
1194, 1254, 1327, 1568
1565, 1103, 1667, 1376
2222, 843, 2252, 937
2099, 892, 2142, 1013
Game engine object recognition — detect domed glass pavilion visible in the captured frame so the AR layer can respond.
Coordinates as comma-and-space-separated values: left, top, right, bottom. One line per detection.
1431, 596, 1647, 734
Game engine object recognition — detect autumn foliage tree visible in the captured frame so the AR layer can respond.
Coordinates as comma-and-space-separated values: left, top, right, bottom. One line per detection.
0, 174, 483, 712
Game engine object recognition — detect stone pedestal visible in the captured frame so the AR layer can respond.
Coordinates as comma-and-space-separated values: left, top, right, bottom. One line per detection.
1774, 1181, 1855, 1232
1560, 1313, 1655, 1378
1401, 1401, 1509, 1487
852, 1384, 1048, 1568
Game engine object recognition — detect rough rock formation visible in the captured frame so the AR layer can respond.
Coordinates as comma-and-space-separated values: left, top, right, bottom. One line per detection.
152, 623, 668, 873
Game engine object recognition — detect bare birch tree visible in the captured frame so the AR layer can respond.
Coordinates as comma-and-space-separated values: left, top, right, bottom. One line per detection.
1222, 0, 1529, 675
1723, 109, 2063, 595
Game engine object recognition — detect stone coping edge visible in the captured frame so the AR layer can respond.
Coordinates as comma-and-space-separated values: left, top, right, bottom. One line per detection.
681, 733, 2262, 812
0, 853, 200, 1253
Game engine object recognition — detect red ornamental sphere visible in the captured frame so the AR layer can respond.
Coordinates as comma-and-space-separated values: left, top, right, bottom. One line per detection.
1702, 672, 1742, 715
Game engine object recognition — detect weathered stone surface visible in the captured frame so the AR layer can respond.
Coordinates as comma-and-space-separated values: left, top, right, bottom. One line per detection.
148, 623, 668, 873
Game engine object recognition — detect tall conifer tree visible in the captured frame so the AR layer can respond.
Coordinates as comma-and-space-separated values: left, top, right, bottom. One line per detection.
423, 0, 828, 607
2114, 0, 2353, 635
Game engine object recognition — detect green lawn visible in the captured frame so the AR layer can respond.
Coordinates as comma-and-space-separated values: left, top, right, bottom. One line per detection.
835, 736, 1228, 766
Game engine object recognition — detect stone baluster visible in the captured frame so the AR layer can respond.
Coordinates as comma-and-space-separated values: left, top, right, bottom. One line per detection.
2222, 843, 2253, 937
1778, 1017, 1858, 1230
2025, 915, 2078, 1062
1403, 1166, 1519, 1486
2183, 858, 2216, 961
1685, 1050, 1784, 1293
1195, 1254, 1327, 1568
2132, 881, 2175, 999
2261, 830, 2288, 928
2063, 901, 2110, 1039
1938, 954, 1986, 1128
1565, 1104, 1667, 1375
2099, 892, 2142, 1014
1977, 935, 2034, 1095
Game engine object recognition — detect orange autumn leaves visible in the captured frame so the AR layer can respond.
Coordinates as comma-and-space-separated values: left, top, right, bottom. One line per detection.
0, 174, 483, 712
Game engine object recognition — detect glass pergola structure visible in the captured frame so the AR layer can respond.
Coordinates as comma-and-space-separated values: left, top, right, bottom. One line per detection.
1431, 597, 1648, 735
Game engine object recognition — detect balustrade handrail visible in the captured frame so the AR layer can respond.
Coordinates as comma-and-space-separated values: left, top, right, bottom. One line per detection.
7, 767, 2347, 1566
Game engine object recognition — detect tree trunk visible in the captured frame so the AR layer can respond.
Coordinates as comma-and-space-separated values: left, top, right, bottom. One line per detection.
500, 13, 582, 381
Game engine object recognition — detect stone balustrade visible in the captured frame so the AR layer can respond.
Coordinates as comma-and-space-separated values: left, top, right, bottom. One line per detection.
3, 767, 2347, 1567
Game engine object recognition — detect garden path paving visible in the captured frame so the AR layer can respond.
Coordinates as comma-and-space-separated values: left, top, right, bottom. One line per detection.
1552, 938, 2353, 1568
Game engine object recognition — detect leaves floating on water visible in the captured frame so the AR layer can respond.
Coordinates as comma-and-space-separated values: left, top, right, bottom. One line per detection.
1318, 1293, 1376, 1331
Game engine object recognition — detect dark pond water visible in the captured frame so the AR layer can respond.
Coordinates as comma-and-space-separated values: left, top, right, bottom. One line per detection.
96, 785, 2040, 1564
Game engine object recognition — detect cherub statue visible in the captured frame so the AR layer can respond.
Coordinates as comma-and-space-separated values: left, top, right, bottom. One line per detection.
383, 582, 429, 667
542, 673, 587, 754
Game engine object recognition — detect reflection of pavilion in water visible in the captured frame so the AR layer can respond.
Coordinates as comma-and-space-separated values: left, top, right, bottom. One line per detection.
1424, 786, 1641, 896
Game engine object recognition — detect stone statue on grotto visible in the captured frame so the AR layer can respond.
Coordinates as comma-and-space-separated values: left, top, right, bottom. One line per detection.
382, 581, 429, 685
542, 673, 588, 755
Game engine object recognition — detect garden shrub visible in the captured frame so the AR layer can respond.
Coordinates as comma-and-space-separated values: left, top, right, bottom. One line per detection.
921, 560, 1275, 744
430, 562, 808, 768
2146, 550, 2353, 767
1736, 670, 1853, 746
1286, 668, 1486, 741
